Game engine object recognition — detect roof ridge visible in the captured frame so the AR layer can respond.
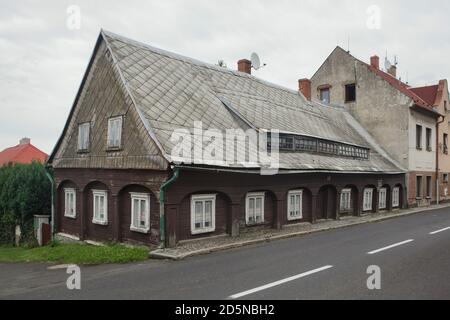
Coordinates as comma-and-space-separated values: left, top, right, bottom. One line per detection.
101, 29, 305, 98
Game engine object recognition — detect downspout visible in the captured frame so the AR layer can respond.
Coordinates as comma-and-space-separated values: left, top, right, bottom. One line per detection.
44, 166, 55, 240
436, 115, 445, 205
159, 167, 180, 249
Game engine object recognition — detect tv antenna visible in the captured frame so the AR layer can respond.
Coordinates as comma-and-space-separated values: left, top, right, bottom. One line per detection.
251, 52, 266, 70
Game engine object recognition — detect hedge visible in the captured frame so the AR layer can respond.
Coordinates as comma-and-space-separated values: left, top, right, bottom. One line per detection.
0, 162, 51, 245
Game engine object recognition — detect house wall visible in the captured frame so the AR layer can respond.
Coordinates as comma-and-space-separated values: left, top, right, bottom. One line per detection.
436, 80, 450, 202
165, 169, 405, 246
311, 47, 438, 207
55, 168, 405, 247
55, 168, 169, 245
311, 47, 410, 169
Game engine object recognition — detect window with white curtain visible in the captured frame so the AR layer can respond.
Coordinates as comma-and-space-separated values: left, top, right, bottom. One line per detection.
246, 192, 265, 225
130, 193, 150, 233
287, 190, 303, 221
191, 194, 216, 235
392, 187, 400, 208
340, 189, 352, 212
78, 123, 90, 151
64, 188, 76, 218
379, 188, 387, 210
107, 116, 123, 149
92, 190, 108, 225
363, 188, 374, 212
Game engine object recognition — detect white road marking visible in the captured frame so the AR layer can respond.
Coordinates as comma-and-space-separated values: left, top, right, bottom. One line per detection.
430, 227, 450, 235
367, 239, 414, 255
229, 265, 333, 299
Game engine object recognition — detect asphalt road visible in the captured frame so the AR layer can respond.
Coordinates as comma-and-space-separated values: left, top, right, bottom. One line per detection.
2, 207, 450, 300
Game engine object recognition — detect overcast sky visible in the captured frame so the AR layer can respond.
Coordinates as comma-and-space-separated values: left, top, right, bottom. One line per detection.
1, 0, 450, 154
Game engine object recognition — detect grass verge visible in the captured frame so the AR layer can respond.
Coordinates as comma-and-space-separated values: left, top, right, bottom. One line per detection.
0, 243, 149, 265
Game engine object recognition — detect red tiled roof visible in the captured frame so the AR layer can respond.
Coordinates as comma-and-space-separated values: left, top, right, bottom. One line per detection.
367, 65, 436, 113
0, 142, 48, 167
409, 85, 439, 106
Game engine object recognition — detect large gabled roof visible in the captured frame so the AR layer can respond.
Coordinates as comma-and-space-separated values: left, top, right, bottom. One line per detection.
50, 30, 405, 173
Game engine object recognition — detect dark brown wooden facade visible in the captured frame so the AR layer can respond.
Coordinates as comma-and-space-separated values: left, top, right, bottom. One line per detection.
55, 167, 405, 247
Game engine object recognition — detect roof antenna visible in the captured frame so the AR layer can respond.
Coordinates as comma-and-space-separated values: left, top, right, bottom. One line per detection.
347, 36, 350, 53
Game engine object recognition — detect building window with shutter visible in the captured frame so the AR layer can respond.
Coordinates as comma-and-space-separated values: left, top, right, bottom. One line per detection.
78, 123, 90, 152
191, 194, 216, 235
107, 116, 123, 149
363, 188, 374, 212
340, 189, 352, 213
426, 128, 432, 151
416, 125, 423, 150
416, 176, 423, 199
130, 193, 150, 234
64, 188, 76, 218
287, 190, 303, 221
246, 192, 265, 225
319, 88, 330, 104
392, 187, 400, 208
378, 188, 387, 210
92, 190, 108, 225
345, 83, 356, 102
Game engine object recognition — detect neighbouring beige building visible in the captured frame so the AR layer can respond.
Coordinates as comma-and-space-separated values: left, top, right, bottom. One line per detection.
410, 80, 450, 203
309, 47, 442, 207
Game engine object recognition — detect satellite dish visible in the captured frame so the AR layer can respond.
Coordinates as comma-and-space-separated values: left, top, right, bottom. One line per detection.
251, 52, 261, 70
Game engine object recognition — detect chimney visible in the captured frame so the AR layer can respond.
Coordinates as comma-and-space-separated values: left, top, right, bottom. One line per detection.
299, 79, 312, 101
20, 138, 31, 145
387, 65, 397, 78
237, 59, 252, 74
370, 55, 380, 70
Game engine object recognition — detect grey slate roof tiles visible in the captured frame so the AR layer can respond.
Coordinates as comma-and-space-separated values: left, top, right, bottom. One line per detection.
102, 30, 404, 173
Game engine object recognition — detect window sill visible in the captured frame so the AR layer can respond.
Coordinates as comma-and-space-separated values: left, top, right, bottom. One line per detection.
130, 226, 150, 234
246, 221, 266, 226
64, 214, 77, 220
416, 147, 423, 151
106, 147, 122, 152
77, 150, 89, 154
191, 228, 216, 236
287, 216, 303, 222
92, 220, 108, 226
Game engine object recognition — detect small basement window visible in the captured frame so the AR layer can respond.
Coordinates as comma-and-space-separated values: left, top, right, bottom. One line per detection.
191, 194, 216, 235
345, 84, 356, 102
130, 193, 150, 233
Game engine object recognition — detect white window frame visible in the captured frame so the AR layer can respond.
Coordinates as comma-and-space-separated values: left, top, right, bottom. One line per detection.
363, 188, 374, 212
107, 116, 123, 149
190, 194, 216, 235
287, 190, 303, 221
92, 190, 108, 225
392, 187, 400, 208
340, 188, 352, 212
246, 192, 265, 225
64, 188, 76, 219
130, 193, 151, 234
78, 123, 90, 151
379, 188, 387, 210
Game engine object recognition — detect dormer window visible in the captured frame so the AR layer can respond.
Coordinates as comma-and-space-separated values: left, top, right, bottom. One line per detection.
107, 116, 123, 149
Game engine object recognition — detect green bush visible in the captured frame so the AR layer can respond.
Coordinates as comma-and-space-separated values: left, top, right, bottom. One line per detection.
0, 162, 51, 245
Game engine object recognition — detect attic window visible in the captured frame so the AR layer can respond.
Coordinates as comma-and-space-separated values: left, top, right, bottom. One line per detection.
78, 123, 90, 152
345, 84, 356, 102
107, 116, 123, 149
